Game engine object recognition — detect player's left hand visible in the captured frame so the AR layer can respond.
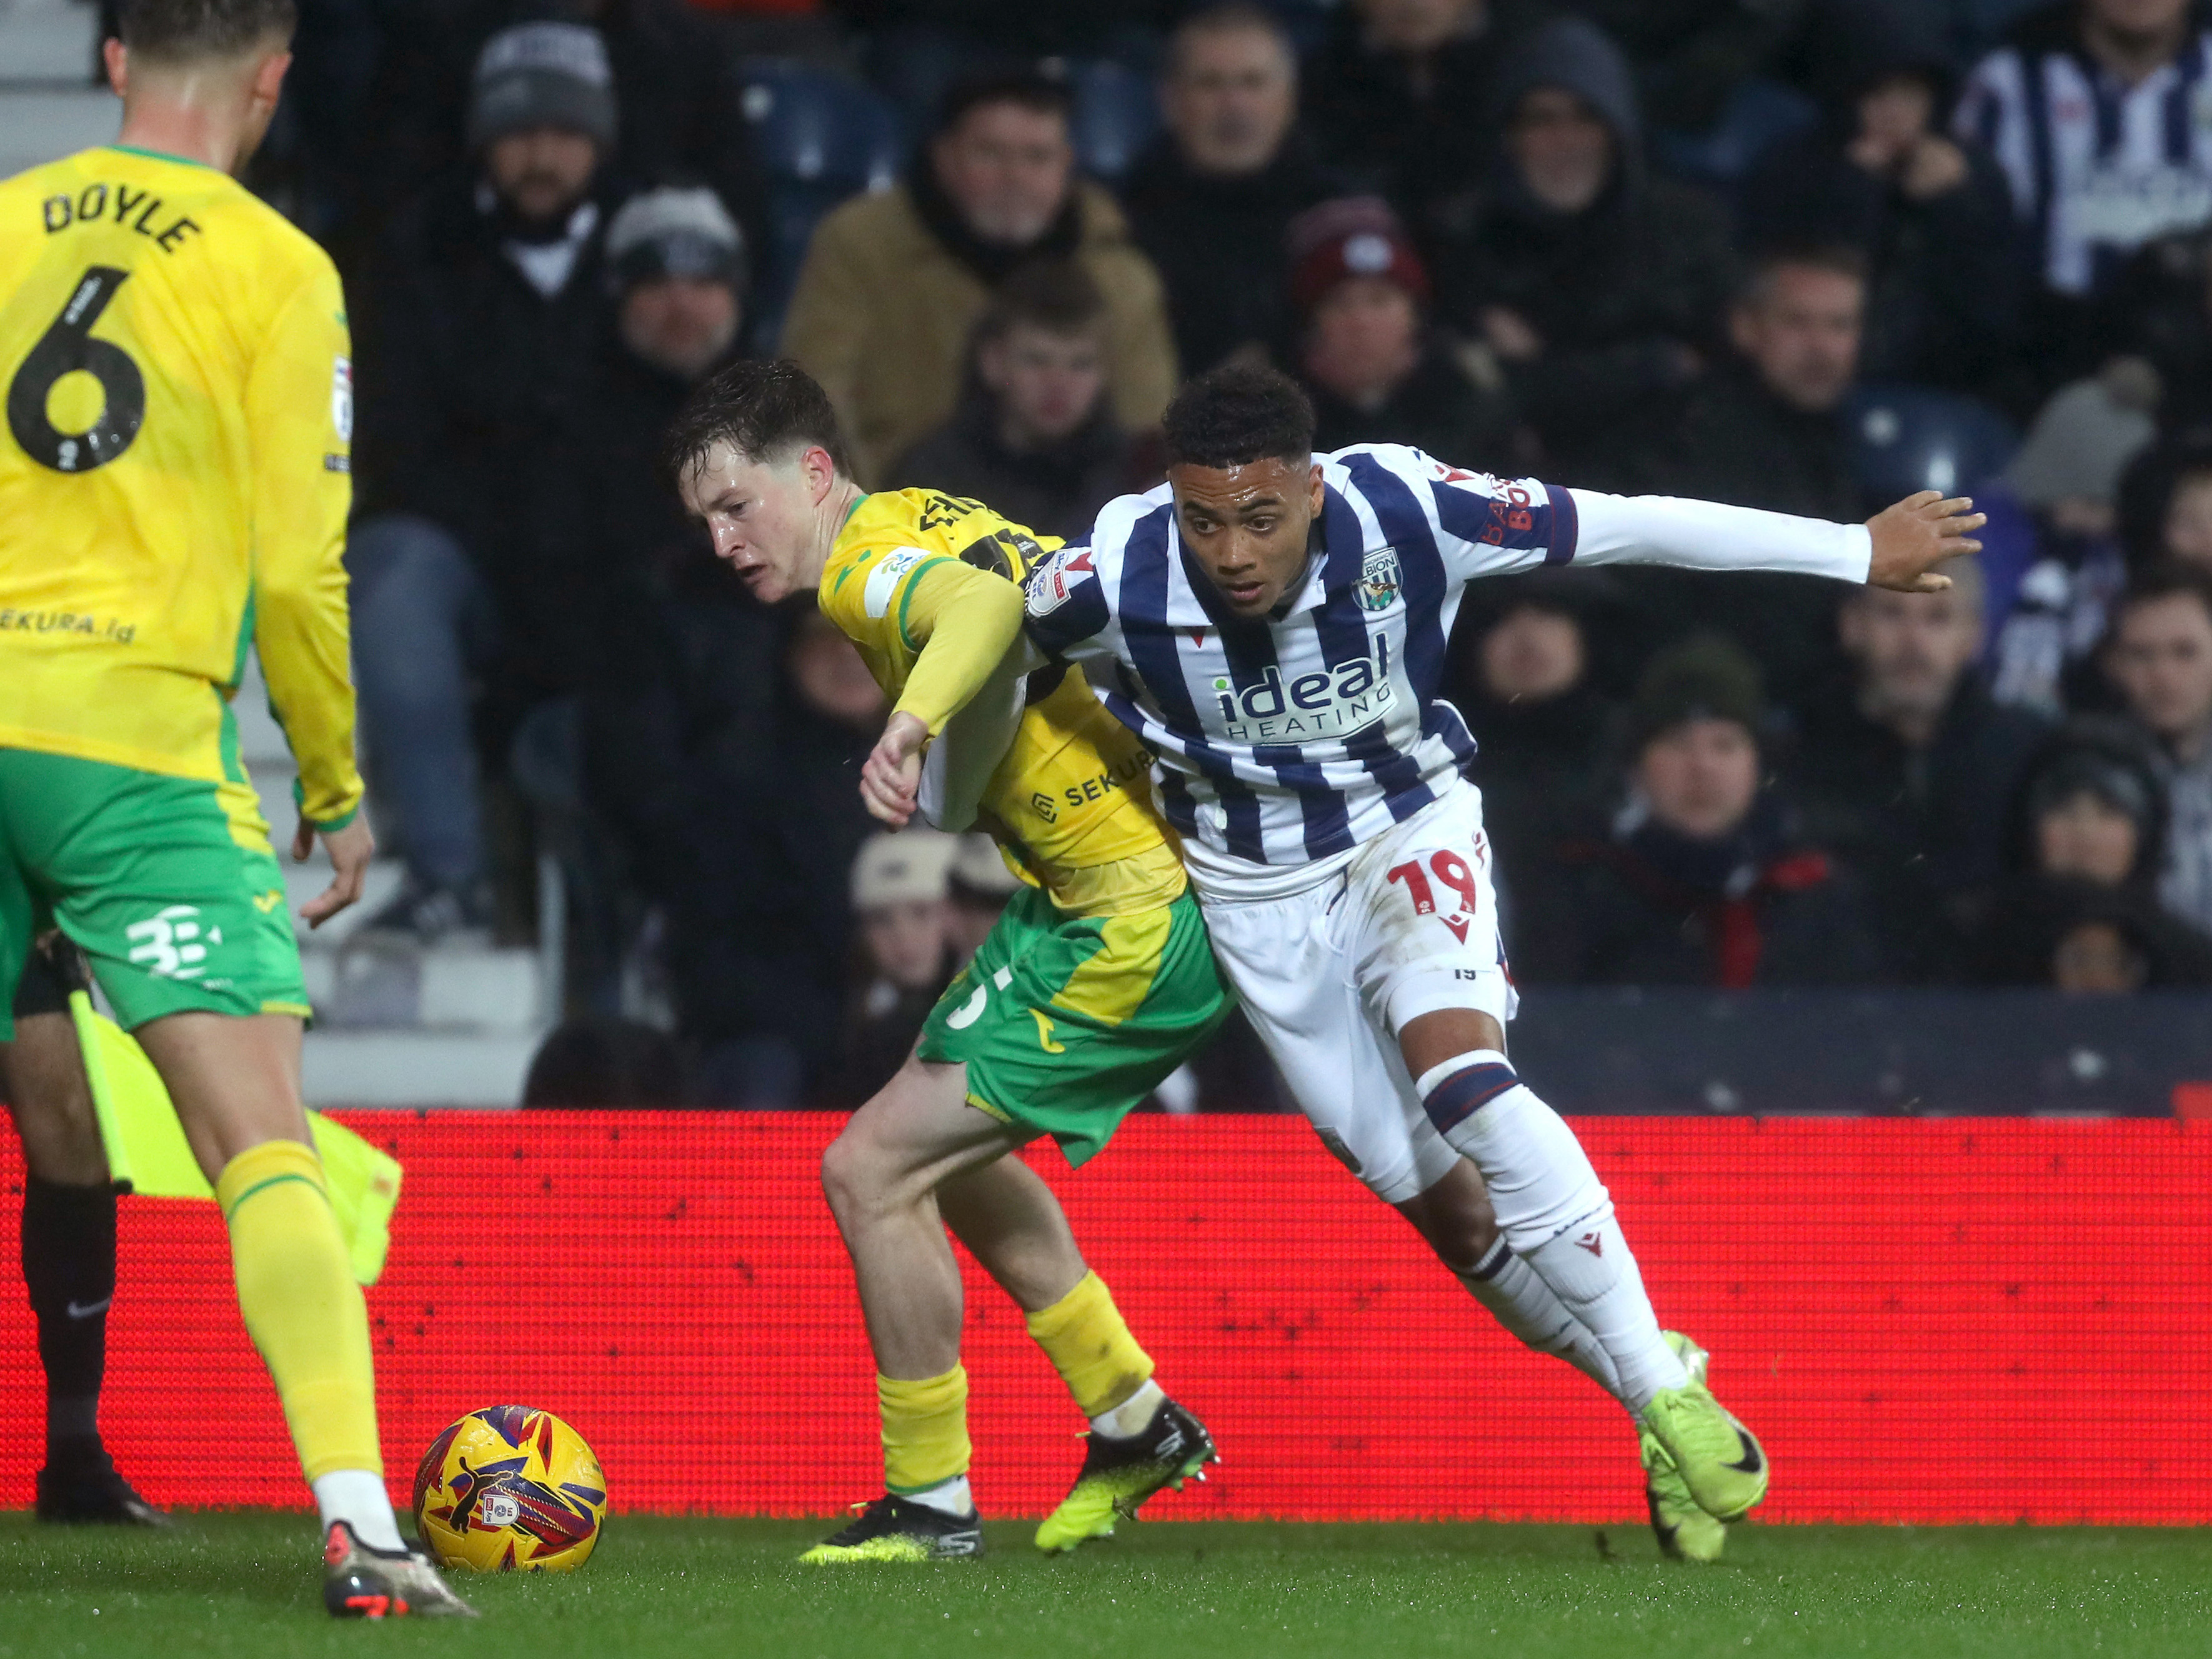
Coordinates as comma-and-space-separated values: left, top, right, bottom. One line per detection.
860, 711, 929, 828
296, 815, 376, 927
1865, 491, 1986, 592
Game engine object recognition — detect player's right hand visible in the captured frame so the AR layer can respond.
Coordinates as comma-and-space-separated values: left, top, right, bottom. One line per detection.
297, 815, 377, 928
1865, 491, 1986, 592
860, 711, 929, 829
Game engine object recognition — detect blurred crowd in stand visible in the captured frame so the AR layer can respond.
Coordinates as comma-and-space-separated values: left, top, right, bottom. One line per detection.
106, 0, 2212, 1104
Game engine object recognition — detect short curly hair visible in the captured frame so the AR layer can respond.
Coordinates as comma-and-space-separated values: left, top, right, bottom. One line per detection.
119, 0, 296, 61
1161, 363, 1315, 471
662, 358, 854, 487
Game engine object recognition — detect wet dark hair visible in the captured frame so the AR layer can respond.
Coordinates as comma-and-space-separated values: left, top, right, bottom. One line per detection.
662, 357, 853, 486
1161, 363, 1315, 471
119, 0, 296, 61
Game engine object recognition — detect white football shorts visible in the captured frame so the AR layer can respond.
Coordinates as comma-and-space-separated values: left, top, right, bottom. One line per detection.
1197, 780, 1518, 1204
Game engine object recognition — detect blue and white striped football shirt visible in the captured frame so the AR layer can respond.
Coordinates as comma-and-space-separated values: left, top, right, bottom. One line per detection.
1956, 23, 2212, 297
1025, 444, 1871, 897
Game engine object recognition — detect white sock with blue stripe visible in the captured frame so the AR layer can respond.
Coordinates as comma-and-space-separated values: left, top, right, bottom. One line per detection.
1417, 1050, 1688, 1413
1457, 1238, 1624, 1407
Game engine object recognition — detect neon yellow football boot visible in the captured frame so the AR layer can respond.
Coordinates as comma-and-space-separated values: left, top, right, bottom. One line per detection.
800, 1495, 982, 1563
1642, 1333, 1727, 1562
1034, 1395, 1217, 1553
1639, 1343, 1769, 1524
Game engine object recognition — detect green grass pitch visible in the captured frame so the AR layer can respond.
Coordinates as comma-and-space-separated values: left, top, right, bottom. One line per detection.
2, 1512, 2206, 1658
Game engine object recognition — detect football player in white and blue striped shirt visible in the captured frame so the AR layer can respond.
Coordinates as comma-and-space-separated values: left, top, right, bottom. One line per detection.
1020, 365, 1985, 1550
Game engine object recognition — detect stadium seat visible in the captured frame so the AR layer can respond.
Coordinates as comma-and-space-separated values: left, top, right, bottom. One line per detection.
1065, 57, 1158, 184
737, 58, 905, 337
1846, 382, 2020, 509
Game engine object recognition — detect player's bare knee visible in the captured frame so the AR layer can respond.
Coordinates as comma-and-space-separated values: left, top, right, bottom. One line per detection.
820, 1115, 934, 1228
818, 1127, 881, 1226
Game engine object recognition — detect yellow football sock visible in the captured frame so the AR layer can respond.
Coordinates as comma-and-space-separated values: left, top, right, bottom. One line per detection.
879, 1365, 970, 1494
1026, 1270, 1155, 1419
216, 1140, 382, 1482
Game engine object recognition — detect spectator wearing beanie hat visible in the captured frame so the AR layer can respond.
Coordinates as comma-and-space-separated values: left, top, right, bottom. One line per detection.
1288, 197, 1520, 472
1525, 638, 1883, 987
574, 184, 759, 954
306, 1, 764, 273
585, 183, 750, 586
1425, 17, 1735, 484
347, 19, 629, 942
467, 21, 619, 160
1976, 718, 2212, 987
607, 184, 750, 379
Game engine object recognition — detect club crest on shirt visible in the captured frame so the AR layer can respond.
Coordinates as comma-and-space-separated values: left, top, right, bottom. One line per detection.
1358, 546, 1401, 612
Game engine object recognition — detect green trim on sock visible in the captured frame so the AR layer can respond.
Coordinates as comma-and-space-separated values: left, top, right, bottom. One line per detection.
220, 1170, 322, 1222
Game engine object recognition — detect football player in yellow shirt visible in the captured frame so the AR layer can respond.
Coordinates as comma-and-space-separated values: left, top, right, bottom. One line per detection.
670, 361, 1232, 1562
0, 0, 467, 1617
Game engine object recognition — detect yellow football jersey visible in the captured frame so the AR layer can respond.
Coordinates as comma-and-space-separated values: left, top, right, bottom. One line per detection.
820, 489, 1184, 918
0, 146, 362, 826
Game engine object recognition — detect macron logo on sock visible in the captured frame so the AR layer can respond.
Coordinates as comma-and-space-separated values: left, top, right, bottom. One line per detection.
1422, 1060, 1520, 1134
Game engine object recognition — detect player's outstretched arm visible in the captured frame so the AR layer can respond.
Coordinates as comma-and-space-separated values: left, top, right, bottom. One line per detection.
1532, 488, 1873, 581
1865, 491, 1987, 592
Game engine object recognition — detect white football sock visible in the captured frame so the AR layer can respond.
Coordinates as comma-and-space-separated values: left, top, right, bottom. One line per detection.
312, 1468, 404, 1552
1457, 1237, 1625, 1408
899, 1473, 974, 1518
1523, 1207, 1686, 1413
1418, 1052, 1688, 1414
1090, 1377, 1165, 1440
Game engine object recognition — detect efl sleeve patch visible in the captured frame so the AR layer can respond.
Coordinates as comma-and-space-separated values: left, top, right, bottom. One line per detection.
1024, 544, 1095, 619
862, 547, 930, 620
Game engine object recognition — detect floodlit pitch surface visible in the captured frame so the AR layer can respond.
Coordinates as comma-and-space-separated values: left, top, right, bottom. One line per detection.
2, 1514, 2206, 1658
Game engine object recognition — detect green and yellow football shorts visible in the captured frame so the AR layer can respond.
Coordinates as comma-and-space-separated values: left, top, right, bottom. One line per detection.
0, 747, 309, 1041
918, 884, 1233, 1167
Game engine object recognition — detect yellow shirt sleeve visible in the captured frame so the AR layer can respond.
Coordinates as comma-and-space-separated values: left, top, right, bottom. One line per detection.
247, 264, 364, 827
894, 559, 1026, 735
